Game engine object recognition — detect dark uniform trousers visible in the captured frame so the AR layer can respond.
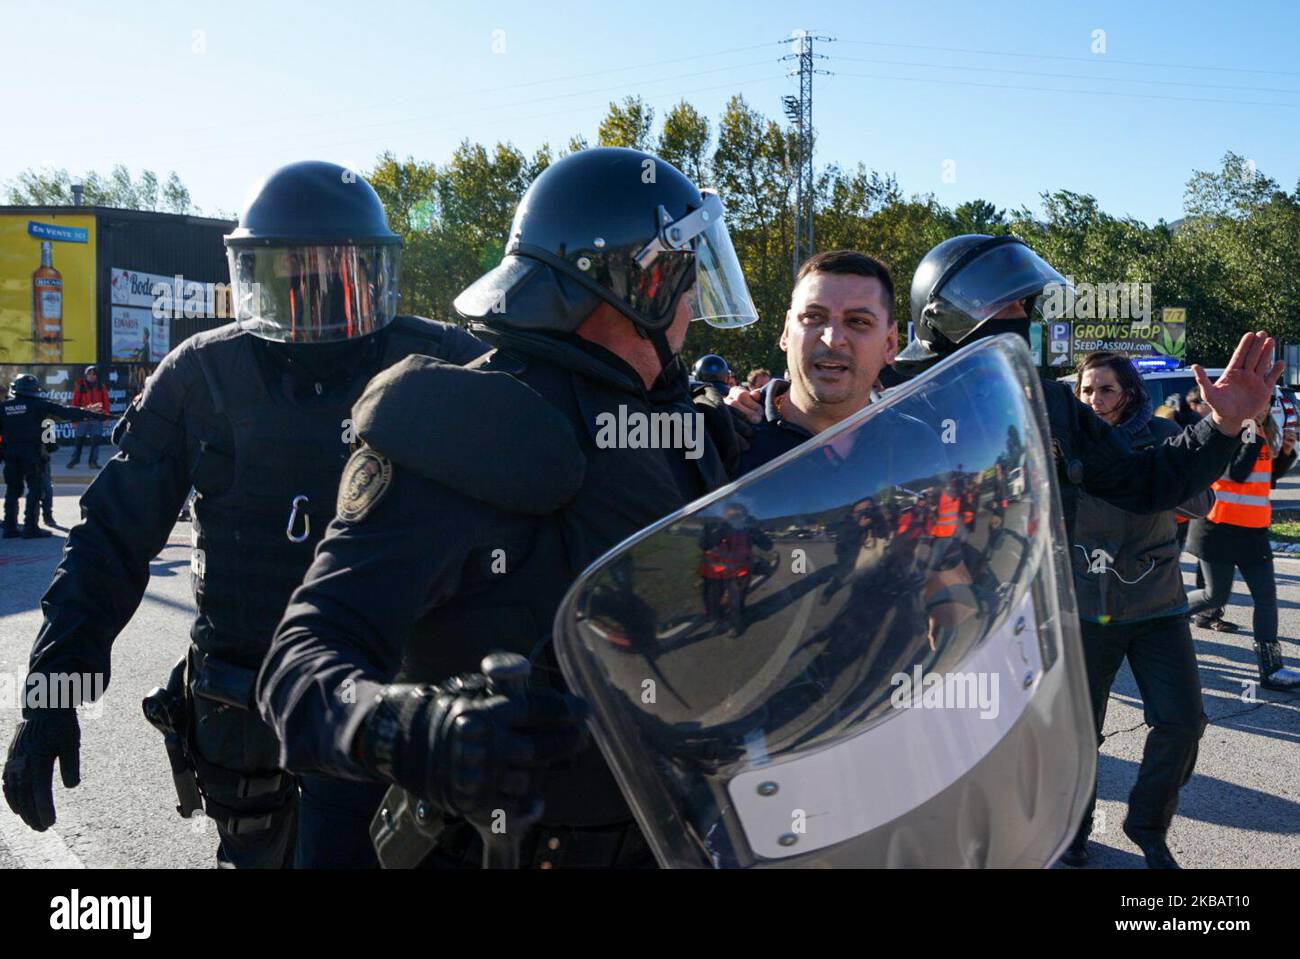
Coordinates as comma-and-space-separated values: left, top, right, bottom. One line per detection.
26, 318, 487, 869
4, 452, 44, 530
1078, 615, 1207, 835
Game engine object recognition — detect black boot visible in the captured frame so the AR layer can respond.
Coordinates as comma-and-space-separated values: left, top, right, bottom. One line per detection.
1123, 821, 1180, 869
21, 526, 53, 539
1060, 822, 1091, 867
1257, 641, 1300, 691
2, 526, 19, 539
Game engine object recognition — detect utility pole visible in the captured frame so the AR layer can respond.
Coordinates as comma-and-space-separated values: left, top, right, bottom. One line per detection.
782, 31, 832, 279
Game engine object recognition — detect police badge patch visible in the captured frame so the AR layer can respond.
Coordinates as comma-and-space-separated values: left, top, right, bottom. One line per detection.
338, 448, 393, 523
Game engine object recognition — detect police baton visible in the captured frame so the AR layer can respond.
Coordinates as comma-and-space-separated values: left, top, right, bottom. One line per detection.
478, 652, 543, 869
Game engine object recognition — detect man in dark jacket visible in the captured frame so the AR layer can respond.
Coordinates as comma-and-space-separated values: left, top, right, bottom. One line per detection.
895, 236, 1280, 536
3, 162, 489, 869
256, 148, 758, 868
67, 366, 111, 468
2, 375, 109, 538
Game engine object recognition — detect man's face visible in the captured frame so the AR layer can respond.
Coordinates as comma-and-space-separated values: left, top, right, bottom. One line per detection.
751, 372, 771, 390
781, 271, 896, 414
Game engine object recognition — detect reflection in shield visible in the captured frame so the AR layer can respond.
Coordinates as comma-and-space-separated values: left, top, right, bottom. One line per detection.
557, 336, 1094, 868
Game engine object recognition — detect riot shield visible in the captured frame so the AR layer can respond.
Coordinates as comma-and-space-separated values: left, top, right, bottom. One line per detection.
553, 335, 1094, 868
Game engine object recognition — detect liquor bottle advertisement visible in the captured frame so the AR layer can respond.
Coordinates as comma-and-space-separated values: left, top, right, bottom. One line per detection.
0, 213, 97, 365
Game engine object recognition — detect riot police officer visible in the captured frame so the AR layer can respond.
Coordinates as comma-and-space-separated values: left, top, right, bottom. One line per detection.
3, 161, 488, 868
896, 234, 1281, 869
691, 354, 732, 387
256, 147, 759, 868
896, 235, 1279, 533
2, 375, 109, 538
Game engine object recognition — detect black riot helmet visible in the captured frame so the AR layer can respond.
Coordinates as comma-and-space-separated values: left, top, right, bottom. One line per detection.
9, 374, 42, 399
692, 354, 732, 385
224, 161, 402, 344
454, 148, 757, 356
896, 234, 1069, 371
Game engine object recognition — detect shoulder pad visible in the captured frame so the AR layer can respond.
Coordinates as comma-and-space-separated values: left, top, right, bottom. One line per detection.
352, 354, 585, 515
386, 315, 489, 367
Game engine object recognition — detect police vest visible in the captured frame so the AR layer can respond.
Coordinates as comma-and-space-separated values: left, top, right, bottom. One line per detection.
393, 343, 727, 828
1207, 442, 1272, 528
185, 319, 455, 666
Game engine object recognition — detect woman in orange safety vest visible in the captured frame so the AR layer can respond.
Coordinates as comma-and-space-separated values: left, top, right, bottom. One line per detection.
1185, 409, 1300, 690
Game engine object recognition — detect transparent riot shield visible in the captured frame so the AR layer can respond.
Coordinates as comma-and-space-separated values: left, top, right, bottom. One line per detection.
553, 335, 1094, 867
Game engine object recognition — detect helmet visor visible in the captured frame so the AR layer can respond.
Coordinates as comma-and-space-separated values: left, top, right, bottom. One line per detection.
693, 216, 759, 329
227, 243, 400, 343
936, 242, 1067, 338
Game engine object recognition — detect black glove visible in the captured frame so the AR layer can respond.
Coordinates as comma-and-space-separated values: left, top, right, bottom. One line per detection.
355, 675, 587, 822
3, 711, 81, 831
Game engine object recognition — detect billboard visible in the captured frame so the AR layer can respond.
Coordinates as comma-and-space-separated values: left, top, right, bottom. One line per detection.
0, 213, 97, 365
1045, 310, 1187, 369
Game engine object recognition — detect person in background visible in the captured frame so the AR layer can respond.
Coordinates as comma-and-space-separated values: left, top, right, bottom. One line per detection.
2, 375, 109, 538
67, 366, 111, 469
1180, 388, 1208, 427
1170, 384, 1224, 625
747, 368, 772, 390
1185, 407, 1300, 690
1064, 352, 1212, 870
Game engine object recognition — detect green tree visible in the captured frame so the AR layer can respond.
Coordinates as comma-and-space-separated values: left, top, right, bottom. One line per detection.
657, 100, 711, 184
597, 96, 655, 150
5, 165, 200, 214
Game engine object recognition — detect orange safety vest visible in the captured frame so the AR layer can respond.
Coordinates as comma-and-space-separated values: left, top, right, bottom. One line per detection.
929, 492, 960, 538
1206, 443, 1272, 528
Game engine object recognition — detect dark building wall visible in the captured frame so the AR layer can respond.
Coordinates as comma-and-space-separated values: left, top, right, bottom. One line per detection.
95, 208, 236, 359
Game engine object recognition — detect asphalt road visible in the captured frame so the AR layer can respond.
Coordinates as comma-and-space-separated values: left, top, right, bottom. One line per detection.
1, 468, 1297, 869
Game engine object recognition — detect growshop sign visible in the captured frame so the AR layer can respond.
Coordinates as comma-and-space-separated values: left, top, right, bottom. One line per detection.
1045, 308, 1187, 369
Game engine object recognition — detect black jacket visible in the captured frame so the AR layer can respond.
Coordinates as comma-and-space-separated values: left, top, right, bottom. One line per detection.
1038, 377, 1237, 541
257, 328, 728, 826
1070, 393, 1212, 624
24, 318, 486, 713
1, 396, 104, 458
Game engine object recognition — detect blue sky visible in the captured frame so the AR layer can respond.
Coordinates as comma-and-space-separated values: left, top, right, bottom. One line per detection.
3, 0, 1297, 222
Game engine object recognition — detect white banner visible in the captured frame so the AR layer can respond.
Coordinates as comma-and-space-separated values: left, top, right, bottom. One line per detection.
110, 266, 225, 318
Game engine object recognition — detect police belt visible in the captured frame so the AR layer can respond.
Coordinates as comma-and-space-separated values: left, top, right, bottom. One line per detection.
425, 819, 652, 869
187, 647, 295, 834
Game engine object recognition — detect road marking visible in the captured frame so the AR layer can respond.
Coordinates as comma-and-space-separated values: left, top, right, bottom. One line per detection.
0, 809, 86, 869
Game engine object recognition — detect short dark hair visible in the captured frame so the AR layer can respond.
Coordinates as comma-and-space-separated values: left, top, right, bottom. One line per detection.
794, 250, 896, 323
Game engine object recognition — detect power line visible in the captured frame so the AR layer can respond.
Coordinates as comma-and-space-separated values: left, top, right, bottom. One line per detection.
833, 70, 1300, 111
148, 73, 789, 170
834, 55, 1300, 97
32, 41, 787, 156
837, 38, 1300, 79
102, 59, 784, 167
